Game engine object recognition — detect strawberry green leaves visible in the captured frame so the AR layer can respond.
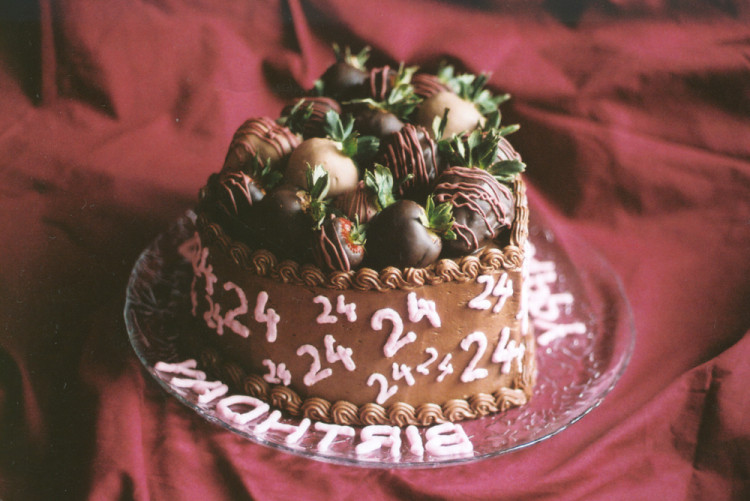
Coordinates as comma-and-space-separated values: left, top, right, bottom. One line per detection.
422, 195, 457, 241
439, 128, 526, 185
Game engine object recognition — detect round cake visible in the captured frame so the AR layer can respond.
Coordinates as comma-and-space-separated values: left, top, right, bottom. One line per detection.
185, 47, 535, 426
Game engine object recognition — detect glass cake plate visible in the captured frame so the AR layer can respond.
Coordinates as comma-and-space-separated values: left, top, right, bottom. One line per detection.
124, 208, 635, 468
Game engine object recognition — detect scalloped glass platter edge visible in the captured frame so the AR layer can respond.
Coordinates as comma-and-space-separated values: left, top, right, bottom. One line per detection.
124, 207, 635, 468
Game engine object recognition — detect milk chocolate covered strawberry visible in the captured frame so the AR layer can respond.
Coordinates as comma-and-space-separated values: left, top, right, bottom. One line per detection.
222, 117, 300, 174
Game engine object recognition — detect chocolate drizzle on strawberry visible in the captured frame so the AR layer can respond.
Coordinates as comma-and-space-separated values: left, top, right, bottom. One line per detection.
333, 180, 378, 223
433, 166, 514, 255
222, 117, 300, 173
368, 65, 396, 101
215, 172, 263, 219
312, 214, 365, 272
283, 97, 342, 139
377, 124, 440, 200
496, 135, 522, 162
411, 73, 452, 99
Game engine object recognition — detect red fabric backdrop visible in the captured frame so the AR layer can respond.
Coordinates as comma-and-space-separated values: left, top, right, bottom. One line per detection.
1, 1, 749, 499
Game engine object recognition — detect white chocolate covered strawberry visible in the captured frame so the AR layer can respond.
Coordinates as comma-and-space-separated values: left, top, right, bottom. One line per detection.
285, 110, 379, 197
415, 70, 509, 140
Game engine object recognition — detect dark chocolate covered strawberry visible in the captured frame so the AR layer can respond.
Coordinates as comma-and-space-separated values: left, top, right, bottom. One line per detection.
433, 128, 525, 256
253, 165, 330, 262
200, 154, 284, 242
312, 214, 366, 272
365, 196, 455, 269
352, 107, 405, 139
214, 171, 262, 219
376, 123, 442, 201
345, 65, 419, 138
367, 65, 399, 101
317, 45, 370, 101
222, 117, 300, 174
281, 96, 342, 139
332, 164, 396, 223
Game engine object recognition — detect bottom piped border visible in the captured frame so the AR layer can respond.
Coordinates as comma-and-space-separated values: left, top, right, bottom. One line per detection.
190, 325, 536, 427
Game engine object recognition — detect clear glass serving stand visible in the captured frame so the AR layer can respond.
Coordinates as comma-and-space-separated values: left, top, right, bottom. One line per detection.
124, 207, 635, 468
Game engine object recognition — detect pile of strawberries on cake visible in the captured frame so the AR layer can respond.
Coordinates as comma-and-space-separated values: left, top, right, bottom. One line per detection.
199, 46, 526, 272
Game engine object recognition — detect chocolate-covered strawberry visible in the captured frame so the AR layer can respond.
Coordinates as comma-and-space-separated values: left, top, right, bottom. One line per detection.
345, 65, 419, 139
253, 165, 330, 262
281, 96, 342, 139
286, 110, 379, 197
312, 214, 366, 272
333, 164, 397, 223
317, 45, 370, 101
366, 196, 455, 269
433, 129, 525, 256
415, 70, 510, 139
222, 117, 300, 174
376, 123, 441, 201
411, 72, 453, 99
214, 171, 263, 219
366, 65, 398, 101
200, 154, 283, 241
352, 106, 405, 139
197, 171, 264, 246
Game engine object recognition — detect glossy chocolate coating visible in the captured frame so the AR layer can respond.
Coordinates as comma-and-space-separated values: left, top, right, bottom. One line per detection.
215, 171, 264, 221
253, 184, 313, 262
376, 124, 441, 201
333, 180, 378, 223
222, 117, 299, 174
320, 62, 369, 101
366, 199, 442, 269
433, 166, 514, 256
352, 106, 404, 138
312, 215, 364, 272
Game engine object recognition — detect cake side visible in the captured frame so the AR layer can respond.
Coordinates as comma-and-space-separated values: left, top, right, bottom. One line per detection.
185, 178, 534, 426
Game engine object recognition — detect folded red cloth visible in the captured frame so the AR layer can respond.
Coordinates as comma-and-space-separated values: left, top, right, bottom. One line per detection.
1, 0, 748, 499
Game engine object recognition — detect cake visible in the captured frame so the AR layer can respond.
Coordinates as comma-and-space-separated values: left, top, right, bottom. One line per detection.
184, 47, 535, 427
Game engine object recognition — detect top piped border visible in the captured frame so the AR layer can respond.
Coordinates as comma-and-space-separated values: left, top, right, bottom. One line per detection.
196, 177, 528, 292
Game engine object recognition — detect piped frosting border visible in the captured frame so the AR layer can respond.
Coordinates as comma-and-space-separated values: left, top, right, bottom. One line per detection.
196, 178, 528, 292
189, 177, 532, 426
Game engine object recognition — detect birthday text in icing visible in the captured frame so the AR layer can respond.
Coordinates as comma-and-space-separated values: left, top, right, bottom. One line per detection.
155, 360, 474, 460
